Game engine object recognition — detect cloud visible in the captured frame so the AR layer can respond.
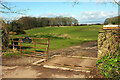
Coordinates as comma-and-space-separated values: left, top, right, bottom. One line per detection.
2, 15, 27, 21
31, 12, 76, 17
2, 12, 75, 21
3, 11, 117, 24
30, 11, 117, 23
77, 11, 117, 23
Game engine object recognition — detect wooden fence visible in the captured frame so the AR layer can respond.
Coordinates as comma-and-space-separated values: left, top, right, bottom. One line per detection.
9, 37, 50, 60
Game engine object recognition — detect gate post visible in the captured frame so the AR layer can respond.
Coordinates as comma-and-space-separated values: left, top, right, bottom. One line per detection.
98, 25, 120, 59
0, 28, 2, 79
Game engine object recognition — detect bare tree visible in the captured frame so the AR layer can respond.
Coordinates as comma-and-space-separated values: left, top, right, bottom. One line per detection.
73, 0, 120, 6
0, 0, 28, 14
0, 0, 27, 51
113, 0, 120, 6
0, 0, 10, 51
0, 0, 16, 13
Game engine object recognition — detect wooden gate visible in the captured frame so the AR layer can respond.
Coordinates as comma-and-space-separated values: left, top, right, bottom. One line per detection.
9, 37, 49, 60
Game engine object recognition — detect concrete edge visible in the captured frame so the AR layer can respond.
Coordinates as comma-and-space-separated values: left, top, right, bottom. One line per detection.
43, 65, 90, 73
51, 55, 98, 60
32, 59, 46, 66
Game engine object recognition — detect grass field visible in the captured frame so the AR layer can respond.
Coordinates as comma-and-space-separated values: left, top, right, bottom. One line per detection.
12, 25, 102, 50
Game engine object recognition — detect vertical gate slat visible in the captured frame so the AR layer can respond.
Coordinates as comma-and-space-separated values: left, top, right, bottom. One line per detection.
34, 39, 36, 56
20, 38, 22, 55
46, 38, 49, 60
12, 38, 14, 51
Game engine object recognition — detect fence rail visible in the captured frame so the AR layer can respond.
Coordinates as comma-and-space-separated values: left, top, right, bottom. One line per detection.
9, 37, 50, 60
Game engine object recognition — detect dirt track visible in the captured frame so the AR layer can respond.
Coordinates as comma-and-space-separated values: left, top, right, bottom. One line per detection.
2, 41, 99, 78
49, 41, 98, 57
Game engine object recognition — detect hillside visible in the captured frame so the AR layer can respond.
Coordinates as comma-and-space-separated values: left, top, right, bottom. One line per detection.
104, 16, 120, 25
13, 25, 102, 50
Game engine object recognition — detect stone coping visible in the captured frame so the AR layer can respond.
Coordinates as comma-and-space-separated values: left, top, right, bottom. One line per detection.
103, 25, 120, 27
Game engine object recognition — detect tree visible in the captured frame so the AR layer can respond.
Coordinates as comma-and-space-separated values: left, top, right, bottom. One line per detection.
1, 20, 9, 51
9, 20, 25, 34
104, 16, 119, 25
10, 16, 79, 29
0, 0, 26, 51
74, 0, 120, 6
18, 17, 38, 29
0, 0, 26, 14
0, 0, 11, 50
113, 0, 120, 6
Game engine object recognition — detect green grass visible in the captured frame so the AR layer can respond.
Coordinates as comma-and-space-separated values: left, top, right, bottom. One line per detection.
2, 52, 21, 58
12, 25, 102, 50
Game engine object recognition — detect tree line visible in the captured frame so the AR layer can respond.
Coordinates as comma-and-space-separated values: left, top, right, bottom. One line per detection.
7, 16, 78, 34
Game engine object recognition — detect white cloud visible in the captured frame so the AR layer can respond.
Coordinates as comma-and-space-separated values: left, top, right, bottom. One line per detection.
2, 12, 75, 21
77, 11, 117, 23
34, 12, 75, 17
11, 15, 27, 20
30, 11, 117, 23
2, 15, 27, 21
3, 11, 117, 24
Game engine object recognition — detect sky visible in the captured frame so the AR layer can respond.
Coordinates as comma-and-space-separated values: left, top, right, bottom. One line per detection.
1, 0, 119, 24
3, 0, 120, 2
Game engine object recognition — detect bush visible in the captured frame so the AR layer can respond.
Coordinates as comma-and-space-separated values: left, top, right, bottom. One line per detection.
15, 29, 26, 35
96, 50, 120, 79
9, 21, 26, 35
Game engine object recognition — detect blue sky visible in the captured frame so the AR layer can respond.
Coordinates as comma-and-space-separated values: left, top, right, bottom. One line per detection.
2, 1, 118, 24
4, 0, 120, 2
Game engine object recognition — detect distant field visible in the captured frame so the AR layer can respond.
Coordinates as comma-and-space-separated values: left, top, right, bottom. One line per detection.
12, 25, 102, 50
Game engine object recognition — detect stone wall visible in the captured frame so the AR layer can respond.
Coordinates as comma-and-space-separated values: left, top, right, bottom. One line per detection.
98, 29, 120, 59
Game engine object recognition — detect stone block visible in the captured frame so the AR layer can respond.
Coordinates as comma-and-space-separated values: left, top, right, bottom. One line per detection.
98, 30, 120, 59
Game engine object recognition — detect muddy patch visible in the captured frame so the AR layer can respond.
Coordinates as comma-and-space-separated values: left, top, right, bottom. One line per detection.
49, 41, 98, 57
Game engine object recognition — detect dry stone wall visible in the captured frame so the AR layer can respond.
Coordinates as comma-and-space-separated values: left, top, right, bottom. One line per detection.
98, 29, 120, 59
